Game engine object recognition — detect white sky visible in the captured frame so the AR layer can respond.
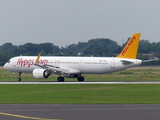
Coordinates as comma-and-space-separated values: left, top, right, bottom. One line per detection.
0, 0, 160, 47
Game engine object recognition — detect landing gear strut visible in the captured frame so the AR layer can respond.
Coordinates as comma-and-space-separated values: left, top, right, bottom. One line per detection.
17, 72, 22, 81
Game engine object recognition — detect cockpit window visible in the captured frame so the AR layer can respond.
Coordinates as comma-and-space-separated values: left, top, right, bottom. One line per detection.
7, 60, 11, 63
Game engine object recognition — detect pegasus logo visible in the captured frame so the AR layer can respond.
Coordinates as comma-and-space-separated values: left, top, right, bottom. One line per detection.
122, 36, 136, 56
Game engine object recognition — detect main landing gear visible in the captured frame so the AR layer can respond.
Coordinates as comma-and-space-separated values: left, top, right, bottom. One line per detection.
57, 77, 64, 82
17, 72, 22, 81
57, 76, 85, 82
77, 76, 84, 82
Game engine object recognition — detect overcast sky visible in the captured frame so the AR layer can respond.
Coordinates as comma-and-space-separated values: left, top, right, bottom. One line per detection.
0, 0, 160, 47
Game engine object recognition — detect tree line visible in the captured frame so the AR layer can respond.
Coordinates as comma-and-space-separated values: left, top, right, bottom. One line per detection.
0, 38, 160, 66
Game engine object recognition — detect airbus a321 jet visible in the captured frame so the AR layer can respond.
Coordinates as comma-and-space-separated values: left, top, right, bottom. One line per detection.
4, 33, 157, 82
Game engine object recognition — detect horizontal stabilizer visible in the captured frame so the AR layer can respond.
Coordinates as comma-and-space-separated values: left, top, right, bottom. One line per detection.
120, 60, 134, 65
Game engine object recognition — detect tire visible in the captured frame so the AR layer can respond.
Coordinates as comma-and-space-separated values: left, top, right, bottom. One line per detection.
77, 76, 84, 82
57, 77, 64, 82
17, 78, 21, 82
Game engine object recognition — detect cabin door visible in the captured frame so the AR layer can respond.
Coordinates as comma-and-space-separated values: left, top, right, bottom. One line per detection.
110, 59, 116, 69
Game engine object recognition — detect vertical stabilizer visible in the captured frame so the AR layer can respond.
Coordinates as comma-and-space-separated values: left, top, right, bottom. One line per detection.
117, 33, 141, 59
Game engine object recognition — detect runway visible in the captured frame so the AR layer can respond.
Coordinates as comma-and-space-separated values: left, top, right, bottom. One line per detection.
0, 104, 160, 120
0, 81, 160, 84
0, 82, 159, 119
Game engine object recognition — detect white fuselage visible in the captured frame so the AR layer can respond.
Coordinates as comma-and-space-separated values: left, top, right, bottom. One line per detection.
4, 56, 142, 74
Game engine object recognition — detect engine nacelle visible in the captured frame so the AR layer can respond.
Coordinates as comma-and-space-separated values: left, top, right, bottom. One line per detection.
33, 68, 50, 79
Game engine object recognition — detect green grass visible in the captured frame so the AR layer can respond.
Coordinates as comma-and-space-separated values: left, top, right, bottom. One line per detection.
0, 84, 160, 104
1, 66, 160, 82
0, 66, 160, 104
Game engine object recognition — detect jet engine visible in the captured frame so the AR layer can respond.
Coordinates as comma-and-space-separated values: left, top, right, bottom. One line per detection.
32, 68, 50, 79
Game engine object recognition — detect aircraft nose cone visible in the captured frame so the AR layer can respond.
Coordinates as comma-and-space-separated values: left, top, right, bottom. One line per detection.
3, 63, 9, 70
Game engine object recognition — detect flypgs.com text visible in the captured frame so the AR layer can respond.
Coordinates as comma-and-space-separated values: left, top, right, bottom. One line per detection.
17, 58, 48, 67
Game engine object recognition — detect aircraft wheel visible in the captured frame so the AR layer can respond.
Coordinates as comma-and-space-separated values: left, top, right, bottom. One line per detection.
18, 72, 22, 82
17, 78, 21, 82
57, 77, 64, 82
77, 76, 84, 82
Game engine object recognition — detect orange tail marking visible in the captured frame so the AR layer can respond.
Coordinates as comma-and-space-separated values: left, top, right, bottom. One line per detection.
117, 33, 141, 59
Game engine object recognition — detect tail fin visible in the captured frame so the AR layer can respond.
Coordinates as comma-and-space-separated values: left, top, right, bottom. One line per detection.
116, 33, 141, 59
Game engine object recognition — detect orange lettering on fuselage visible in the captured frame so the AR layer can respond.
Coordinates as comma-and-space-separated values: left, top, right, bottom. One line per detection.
122, 36, 136, 56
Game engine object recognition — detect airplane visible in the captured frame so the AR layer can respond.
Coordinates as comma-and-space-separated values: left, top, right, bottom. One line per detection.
3, 33, 157, 82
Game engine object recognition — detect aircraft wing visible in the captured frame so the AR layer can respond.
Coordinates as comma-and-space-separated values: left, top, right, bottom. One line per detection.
142, 57, 159, 63
34, 54, 80, 77
35, 62, 80, 77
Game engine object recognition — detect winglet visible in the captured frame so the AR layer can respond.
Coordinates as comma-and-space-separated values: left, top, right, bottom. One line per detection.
35, 53, 41, 63
117, 33, 141, 59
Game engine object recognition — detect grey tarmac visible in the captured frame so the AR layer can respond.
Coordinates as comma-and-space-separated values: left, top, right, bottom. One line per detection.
0, 104, 160, 120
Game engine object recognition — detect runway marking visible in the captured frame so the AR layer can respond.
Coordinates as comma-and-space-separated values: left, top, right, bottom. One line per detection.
0, 105, 160, 120
0, 112, 61, 120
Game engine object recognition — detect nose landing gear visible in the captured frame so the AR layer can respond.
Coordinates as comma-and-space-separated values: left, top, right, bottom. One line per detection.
17, 72, 22, 81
